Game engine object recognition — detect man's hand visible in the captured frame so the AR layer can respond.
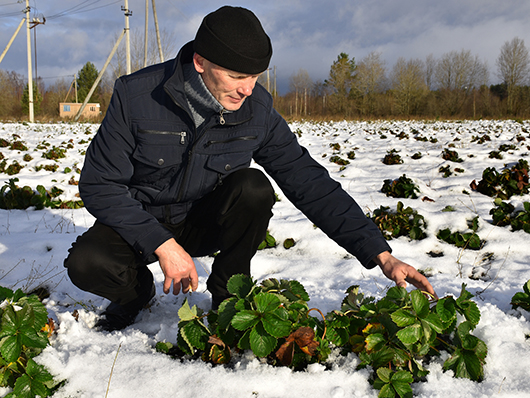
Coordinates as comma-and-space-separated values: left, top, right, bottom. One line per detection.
154, 238, 199, 295
373, 251, 437, 298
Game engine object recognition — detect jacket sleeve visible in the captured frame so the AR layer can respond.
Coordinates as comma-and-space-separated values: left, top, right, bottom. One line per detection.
253, 107, 391, 269
79, 78, 174, 259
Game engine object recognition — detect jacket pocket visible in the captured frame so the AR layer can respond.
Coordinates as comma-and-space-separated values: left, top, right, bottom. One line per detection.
131, 141, 186, 190
205, 151, 253, 175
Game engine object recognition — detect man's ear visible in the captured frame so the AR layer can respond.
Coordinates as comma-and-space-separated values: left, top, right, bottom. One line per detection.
193, 53, 205, 74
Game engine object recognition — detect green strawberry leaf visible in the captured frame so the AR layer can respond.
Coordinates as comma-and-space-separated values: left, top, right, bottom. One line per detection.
422, 313, 444, 334
436, 297, 456, 324
231, 310, 260, 331
397, 324, 421, 345
366, 333, 386, 351
226, 274, 255, 299
262, 312, 291, 338
1, 335, 22, 363
376, 367, 392, 383
177, 298, 198, 322
254, 292, 281, 313
378, 383, 396, 398
182, 320, 210, 350
410, 290, 429, 318
391, 309, 416, 327
249, 323, 277, 357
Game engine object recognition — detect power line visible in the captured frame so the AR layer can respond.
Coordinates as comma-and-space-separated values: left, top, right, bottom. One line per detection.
0, 7, 24, 18
0, 2, 23, 7
45, 0, 121, 21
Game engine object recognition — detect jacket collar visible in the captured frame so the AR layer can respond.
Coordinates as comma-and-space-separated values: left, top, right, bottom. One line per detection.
164, 41, 254, 126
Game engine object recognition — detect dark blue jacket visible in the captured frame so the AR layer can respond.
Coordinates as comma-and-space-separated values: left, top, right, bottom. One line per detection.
79, 42, 391, 267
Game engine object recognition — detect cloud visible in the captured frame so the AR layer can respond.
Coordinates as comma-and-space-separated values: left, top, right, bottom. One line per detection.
1, 0, 529, 93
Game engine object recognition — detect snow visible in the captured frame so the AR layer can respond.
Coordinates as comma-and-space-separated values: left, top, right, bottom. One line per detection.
1, 119, 530, 398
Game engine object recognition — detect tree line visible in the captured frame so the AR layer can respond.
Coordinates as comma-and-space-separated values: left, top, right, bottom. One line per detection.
0, 35, 529, 121
272, 36, 530, 120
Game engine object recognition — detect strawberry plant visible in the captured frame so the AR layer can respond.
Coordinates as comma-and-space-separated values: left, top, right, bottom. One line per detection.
41, 146, 66, 161
511, 202, 530, 233
368, 201, 426, 241
0, 287, 58, 397
442, 148, 463, 163
510, 279, 530, 312
258, 230, 277, 250
489, 199, 515, 226
488, 151, 503, 159
0, 178, 84, 210
159, 275, 487, 397
383, 149, 403, 165
471, 159, 529, 199
439, 165, 452, 178
498, 144, 517, 152
5, 161, 24, 175
329, 156, 350, 166
436, 217, 483, 250
283, 238, 296, 249
490, 199, 530, 233
471, 134, 491, 144
382, 175, 420, 199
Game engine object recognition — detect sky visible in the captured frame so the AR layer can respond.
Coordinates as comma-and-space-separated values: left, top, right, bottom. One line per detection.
1, 0, 530, 94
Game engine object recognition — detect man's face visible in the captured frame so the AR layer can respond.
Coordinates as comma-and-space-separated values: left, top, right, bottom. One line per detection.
193, 53, 261, 111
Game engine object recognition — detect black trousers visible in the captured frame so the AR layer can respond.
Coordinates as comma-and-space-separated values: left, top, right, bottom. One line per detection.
64, 168, 276, 307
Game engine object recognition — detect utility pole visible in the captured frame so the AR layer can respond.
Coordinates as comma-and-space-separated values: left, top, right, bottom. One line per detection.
274, 65, 278, 98
25, 0, 33, 122
152, 0, 164, 62
143, 0, 149, 68
30, 17, 45, 94
0, 18, 25, 65
74, 30, 127, 121
122, 0, 132, 74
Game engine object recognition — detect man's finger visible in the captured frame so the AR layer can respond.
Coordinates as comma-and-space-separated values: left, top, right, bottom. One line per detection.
172, 277, 182, 295
191, 277, 199, 292
181, 277, 191, 294
163, 277, 172, 295
406, 273, 438, 298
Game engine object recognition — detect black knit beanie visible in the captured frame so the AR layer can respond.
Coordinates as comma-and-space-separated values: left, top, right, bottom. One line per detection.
193, 6, 272, 74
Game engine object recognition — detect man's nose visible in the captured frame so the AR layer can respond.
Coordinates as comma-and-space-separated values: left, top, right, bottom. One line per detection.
238, 80, 254, 96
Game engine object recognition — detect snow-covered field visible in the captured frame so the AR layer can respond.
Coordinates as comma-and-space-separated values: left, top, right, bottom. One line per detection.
1, 119, 529, 398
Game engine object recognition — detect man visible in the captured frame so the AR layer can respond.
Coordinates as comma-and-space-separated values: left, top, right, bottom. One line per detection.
65, 6, 435, 332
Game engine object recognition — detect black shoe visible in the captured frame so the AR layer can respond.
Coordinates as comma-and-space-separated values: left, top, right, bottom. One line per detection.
95, 284, 155, 332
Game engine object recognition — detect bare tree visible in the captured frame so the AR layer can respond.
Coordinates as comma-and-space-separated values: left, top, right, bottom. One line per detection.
496, 37, 530, 114
353, 51, 387, 115
289, 69, 313, 116
391, 57, 428, 115
0, 70, 25, 117
434, 49, 488, 115
41, 77, 71, 116
424, 54, 437, 90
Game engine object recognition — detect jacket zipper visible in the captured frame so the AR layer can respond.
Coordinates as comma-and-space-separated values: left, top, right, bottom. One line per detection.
138, 129, 187, 145
205, 135, 258, 146
164, 88, 253, 202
